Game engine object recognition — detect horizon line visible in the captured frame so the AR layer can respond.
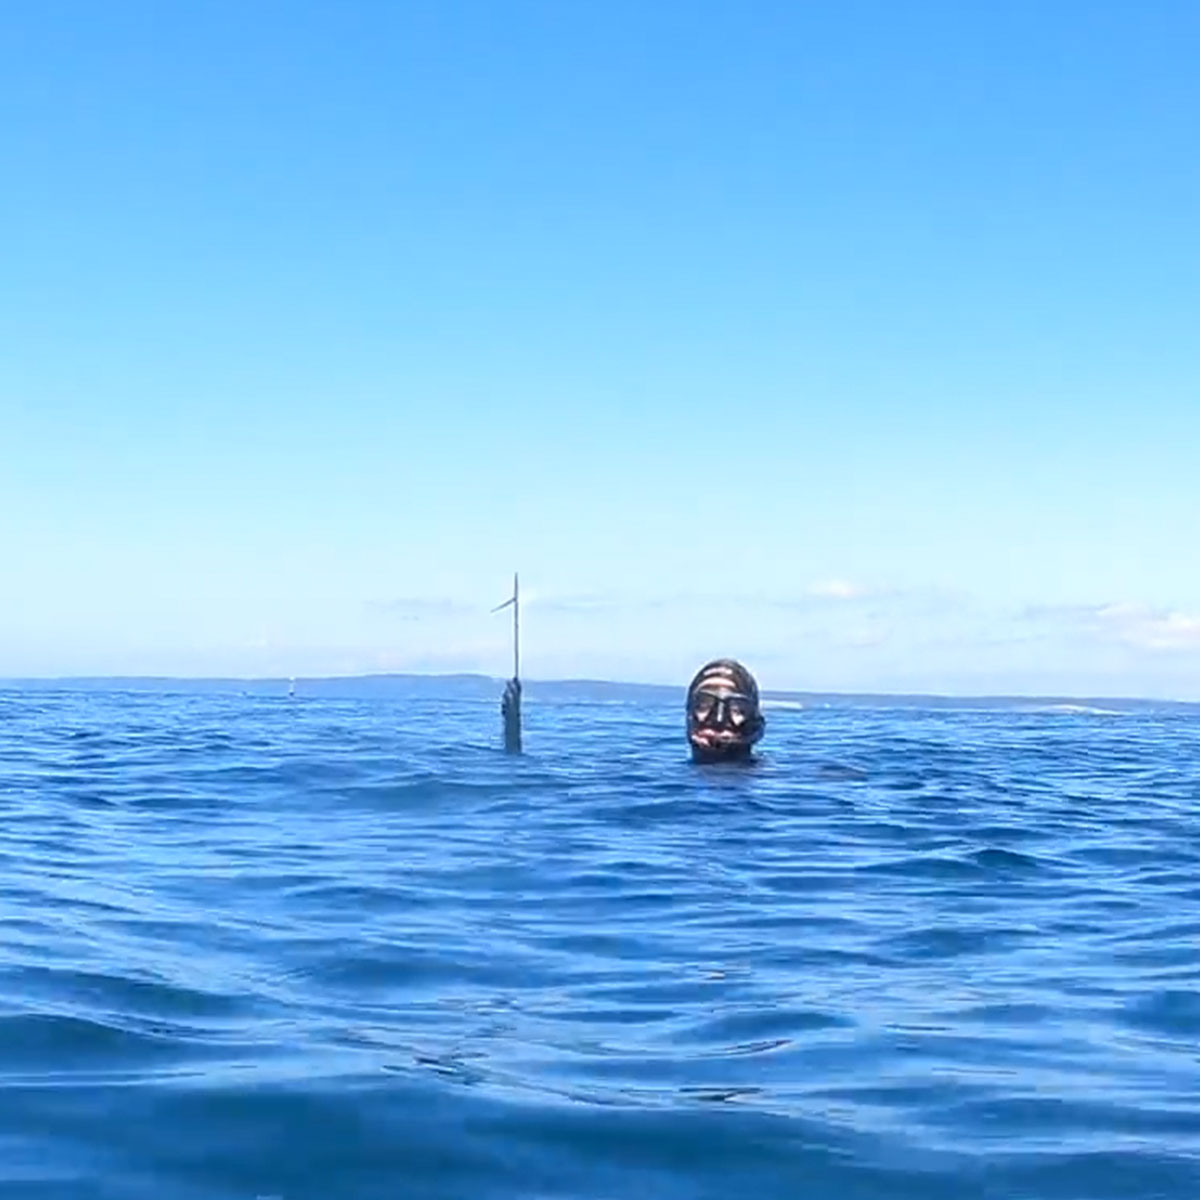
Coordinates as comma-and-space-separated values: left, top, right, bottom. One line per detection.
0, 670, 1196, 708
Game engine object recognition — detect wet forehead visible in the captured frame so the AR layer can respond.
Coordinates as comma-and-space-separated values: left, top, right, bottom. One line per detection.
694, 666, 746, 694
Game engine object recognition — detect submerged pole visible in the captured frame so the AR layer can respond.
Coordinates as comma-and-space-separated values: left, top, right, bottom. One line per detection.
493, 573, 522, 754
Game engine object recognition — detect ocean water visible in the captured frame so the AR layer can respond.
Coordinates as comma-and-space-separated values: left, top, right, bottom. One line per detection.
1, 688, 1199, 1200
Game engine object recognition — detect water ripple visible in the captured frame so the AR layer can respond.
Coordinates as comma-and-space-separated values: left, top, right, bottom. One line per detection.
1, 689, 1199, 1198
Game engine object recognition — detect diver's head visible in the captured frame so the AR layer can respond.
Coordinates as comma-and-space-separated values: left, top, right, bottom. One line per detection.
686, 659, 765, 763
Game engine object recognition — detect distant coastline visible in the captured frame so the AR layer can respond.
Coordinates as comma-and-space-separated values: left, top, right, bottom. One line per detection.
0, 672, 1196, 713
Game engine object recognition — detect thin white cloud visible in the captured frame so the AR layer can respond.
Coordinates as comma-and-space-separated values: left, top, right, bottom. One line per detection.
838, 625, 890, 649
807, 578, 867, 600
522, 591, 624, 613
366, 597, 476, 621
1100, 605, 1200, 651
1022, 601, 1200, 653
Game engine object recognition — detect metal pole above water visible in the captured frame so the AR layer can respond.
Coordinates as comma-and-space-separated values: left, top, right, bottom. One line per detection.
494, 573, 522, 754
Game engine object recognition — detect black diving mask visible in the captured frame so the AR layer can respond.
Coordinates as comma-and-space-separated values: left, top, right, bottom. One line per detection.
690, 690, 755, 731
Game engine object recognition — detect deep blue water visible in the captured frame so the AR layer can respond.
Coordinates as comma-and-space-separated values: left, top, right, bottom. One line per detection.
2, 689, 1199, 1199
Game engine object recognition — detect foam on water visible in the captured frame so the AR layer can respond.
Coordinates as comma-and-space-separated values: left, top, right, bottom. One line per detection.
1, 689, 1198, 1199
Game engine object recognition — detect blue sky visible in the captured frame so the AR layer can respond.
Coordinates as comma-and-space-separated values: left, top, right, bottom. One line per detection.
3, 1, 1197, 697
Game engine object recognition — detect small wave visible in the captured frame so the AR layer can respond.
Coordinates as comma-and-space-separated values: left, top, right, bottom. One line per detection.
1024, 703, 1123, 716
1, 688, 1198, 1199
